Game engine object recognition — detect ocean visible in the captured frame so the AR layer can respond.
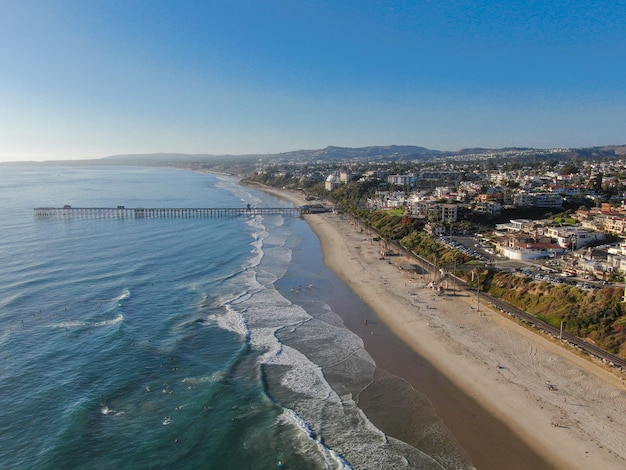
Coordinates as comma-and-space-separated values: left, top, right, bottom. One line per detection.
0, 165, 471, 469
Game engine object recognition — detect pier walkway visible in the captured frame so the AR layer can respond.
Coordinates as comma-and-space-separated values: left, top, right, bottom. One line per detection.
34, 205, 304, 219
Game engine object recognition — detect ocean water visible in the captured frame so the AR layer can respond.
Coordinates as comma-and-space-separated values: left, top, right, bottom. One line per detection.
0, 165, 471, 469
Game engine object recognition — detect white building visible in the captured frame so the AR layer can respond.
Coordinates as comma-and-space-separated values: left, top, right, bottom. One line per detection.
513, 192, 563, 208
387, 174, 417, 187
499, 245, 561, 260
325, 174, 341, 191
534, 192, 564, 208
339, 172, 356, 183
474, 201, 502, 217
544, 226, 606, 250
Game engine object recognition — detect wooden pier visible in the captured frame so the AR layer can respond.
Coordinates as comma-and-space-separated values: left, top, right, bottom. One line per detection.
34, 205, 304, 219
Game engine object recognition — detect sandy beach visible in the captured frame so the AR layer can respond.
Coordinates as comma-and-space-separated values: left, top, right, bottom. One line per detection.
255, 185, 626, 469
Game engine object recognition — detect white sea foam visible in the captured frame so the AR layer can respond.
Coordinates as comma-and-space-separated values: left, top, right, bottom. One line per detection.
229, 269, 402, 467
93, 313, 124, 327
53, 320, 86, 329
51, 313, 124, 329
111, 289, 131, 301
205, 304, 250, 340
278, 409, 353, 470
235, 239, 450, 467
181, 371, 226, 385
215, 177, 264, 208
245, 214, 292, 285
101, 406, 124, 416
264, 344, 333, 400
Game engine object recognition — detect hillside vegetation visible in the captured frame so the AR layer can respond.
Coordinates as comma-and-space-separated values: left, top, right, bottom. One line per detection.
364, 210, 626, 359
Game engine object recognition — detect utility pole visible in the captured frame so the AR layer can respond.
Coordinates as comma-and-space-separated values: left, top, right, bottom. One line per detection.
473, 269, 481, 313
452, 259, 457, 295
477, 276, 480, 313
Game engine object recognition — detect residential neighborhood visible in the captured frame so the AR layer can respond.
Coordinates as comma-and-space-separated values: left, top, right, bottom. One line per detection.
247, 145, 626, 282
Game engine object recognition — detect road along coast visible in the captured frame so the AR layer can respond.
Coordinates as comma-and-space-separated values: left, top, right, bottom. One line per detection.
252, 184, 626, 469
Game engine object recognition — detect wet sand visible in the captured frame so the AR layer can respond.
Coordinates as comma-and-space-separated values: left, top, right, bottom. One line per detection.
329, 280, 549, 469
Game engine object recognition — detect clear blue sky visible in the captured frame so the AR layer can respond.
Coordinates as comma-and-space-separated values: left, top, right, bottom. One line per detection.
1, 0, 625, 161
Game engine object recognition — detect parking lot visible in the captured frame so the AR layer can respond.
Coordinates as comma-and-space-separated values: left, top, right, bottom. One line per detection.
437, 234, 610, 289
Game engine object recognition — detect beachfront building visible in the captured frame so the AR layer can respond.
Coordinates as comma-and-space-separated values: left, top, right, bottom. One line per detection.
424, 222, 447, 237
570, 247, 611, 275
574, 203, 626, 232
362, 170, 388, 181
434, 186, 452, 198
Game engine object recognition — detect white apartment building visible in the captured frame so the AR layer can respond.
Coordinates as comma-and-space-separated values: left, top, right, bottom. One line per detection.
325, 174, 341, 191
544, 226, 606, 250
339, 172, 356, 183
387, 174, 418, 186
474, 201, 502, 217
602, 215, 626, 235
534, 192, 564, 208
513, 192, 563, 208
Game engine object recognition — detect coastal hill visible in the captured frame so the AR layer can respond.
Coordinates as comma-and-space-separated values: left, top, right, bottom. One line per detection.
11, 145, 443, 174
94, 144, 626, 175
100, 145, 437, 160
7, 144, 625, 169
94, 145, 440, 167
90, 144, 626, 166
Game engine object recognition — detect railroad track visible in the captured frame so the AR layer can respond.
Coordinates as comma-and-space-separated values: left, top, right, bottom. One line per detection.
482, 289, 626, 370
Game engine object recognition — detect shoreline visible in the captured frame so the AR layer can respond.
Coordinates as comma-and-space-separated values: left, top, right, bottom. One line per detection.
249, 183, 626, 469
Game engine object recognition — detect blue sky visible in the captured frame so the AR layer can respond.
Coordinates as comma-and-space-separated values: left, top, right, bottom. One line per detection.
1, 0, 625, 161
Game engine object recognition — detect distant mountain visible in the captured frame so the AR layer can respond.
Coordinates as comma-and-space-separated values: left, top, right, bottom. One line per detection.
9, 143, 624, 169
599, 145, 626, 156
452, 147, 532, 155
11, 152, 234, 167
264, 145, 441, 162
91, 146, 440, 174
99, 153, 228, 164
